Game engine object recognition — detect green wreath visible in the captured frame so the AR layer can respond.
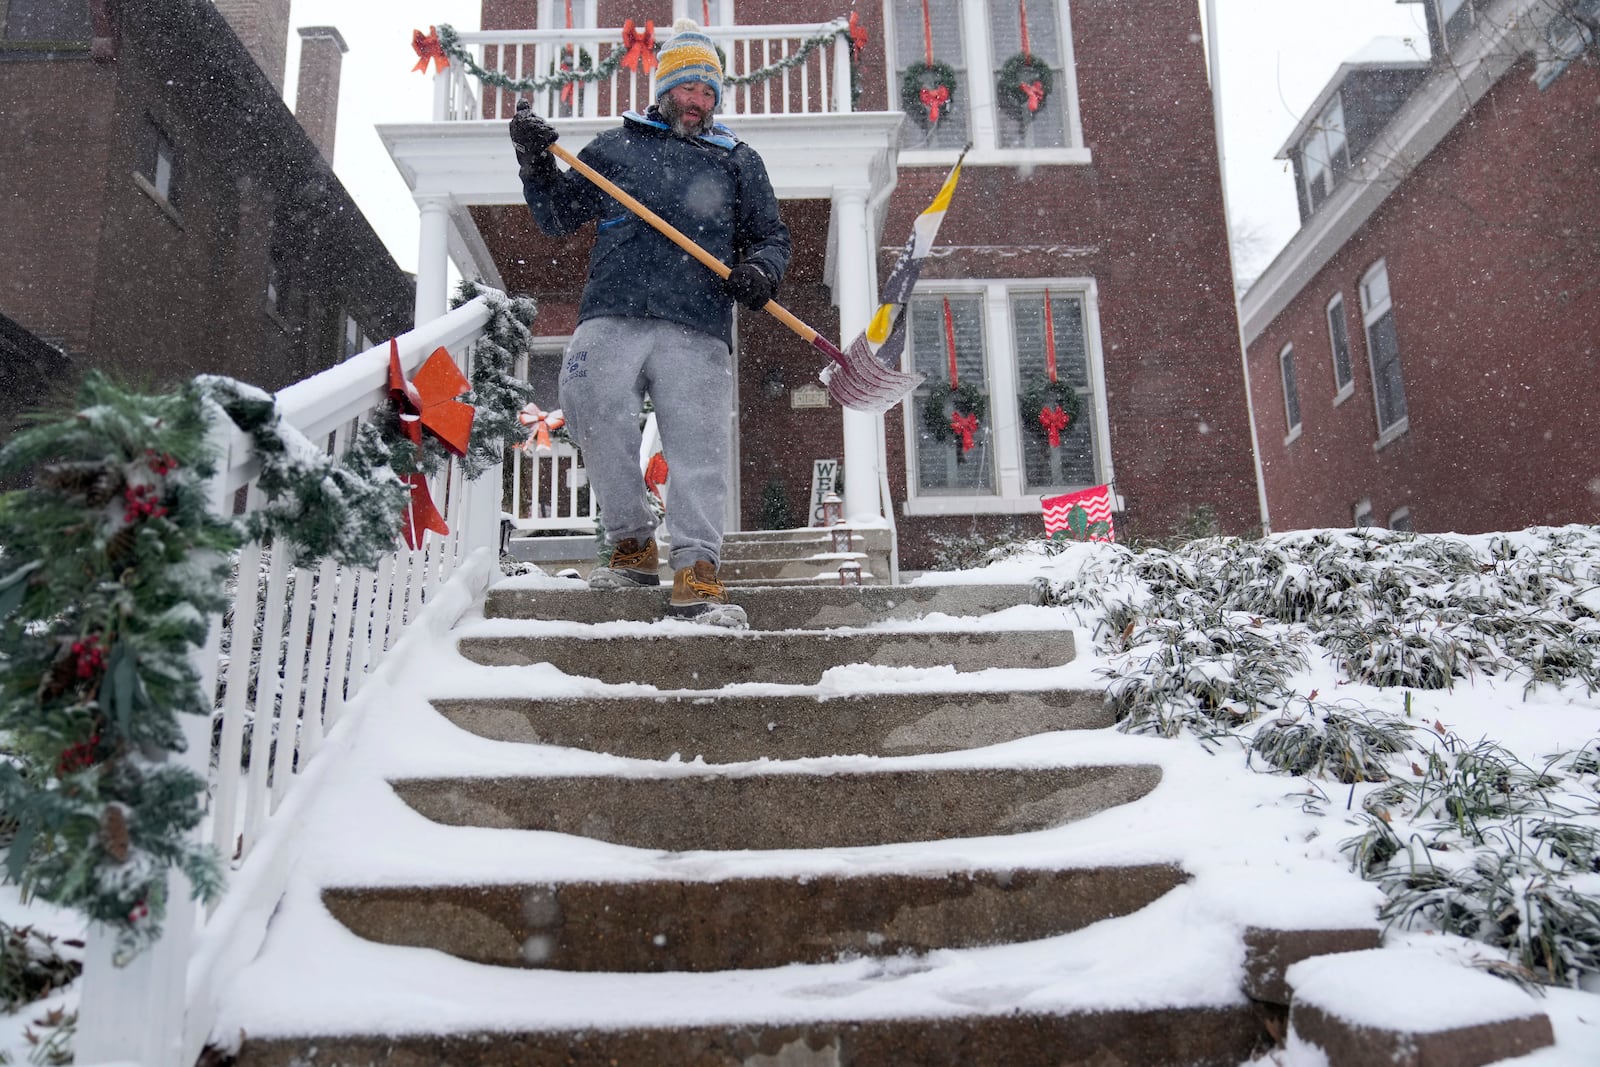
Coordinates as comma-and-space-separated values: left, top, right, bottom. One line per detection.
922, 381, 988, 443
1018, 376, 1083, 445
900, 59, 959, 129
997, 52, 1053, 118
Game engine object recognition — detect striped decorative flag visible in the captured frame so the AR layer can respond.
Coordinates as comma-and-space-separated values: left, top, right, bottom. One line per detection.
1041, 484, 1116, 542
864, 153, 966, 372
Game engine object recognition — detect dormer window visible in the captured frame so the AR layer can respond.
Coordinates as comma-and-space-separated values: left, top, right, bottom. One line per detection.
1434, 0, 1477, 52
1300, 93, 1350, 213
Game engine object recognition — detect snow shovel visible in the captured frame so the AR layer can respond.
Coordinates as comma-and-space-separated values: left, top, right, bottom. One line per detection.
546, 141, 924, 413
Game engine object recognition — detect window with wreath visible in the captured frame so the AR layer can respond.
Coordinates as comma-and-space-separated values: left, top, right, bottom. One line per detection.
675, 0, 734, 25
903, 281, 1107, 511
1011, 289, 1095, 491
908, 294, 992, 493
891, 0, 1082, 156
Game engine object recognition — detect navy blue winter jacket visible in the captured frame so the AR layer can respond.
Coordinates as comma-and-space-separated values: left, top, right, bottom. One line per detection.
520, 107, 791, 348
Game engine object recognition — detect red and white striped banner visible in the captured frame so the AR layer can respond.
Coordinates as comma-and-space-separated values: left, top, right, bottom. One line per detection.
1041, 484, 1116, 542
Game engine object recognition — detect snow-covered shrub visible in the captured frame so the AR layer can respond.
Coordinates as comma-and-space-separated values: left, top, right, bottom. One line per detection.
0, 922, 80, 1013
1250, 700, 1415, 783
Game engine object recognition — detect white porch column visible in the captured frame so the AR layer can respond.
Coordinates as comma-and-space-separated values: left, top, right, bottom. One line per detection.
833, 186, 880, 523
414, 194, 451, 326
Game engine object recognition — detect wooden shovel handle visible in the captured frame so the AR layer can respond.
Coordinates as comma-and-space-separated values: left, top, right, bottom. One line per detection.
547, 141, 833, 358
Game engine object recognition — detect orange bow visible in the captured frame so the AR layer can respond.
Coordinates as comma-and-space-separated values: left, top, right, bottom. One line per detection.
644, 451, 669, 499
1020, 79, 1046, 113
920, 85, 950, 124
848, 12, 869, 59
516, 403, 566, 451
1038, 405, 1071, 447
388, 340, 475, 455
400, 473, 449, 550
949, 411, 979, 452
621, 19, 657, 73
411, 26, 448, 74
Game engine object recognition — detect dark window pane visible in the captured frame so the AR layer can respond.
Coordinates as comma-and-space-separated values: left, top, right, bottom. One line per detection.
1327, 298, 1352, 389
1367, 310, 1407, 430
1281, 347, 1301, 429
3, 0, 90, 41
909, 295, 994, 493
894, 0, 968, 150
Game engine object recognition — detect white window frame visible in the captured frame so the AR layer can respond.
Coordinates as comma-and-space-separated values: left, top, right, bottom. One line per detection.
1434, 0, 1476, 51
673, 0, 735, 24
1279, 343, 1302, 444
1360, 258, 1409, 447
901, 276, 1112, 516
1300, 93, 1349, 212
539, 0, 596, 28
1325, 292, 1354, 404
883, 0, 1090, 168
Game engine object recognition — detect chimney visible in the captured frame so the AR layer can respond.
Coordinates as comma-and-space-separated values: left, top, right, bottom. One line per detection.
214, 0, 291, 92
295, 26, 349, 163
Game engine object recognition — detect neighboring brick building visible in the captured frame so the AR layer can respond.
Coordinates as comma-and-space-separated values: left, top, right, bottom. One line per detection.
1240, 0, 1600, 534
0, 0, 413, 398
433, 0, 1259, 567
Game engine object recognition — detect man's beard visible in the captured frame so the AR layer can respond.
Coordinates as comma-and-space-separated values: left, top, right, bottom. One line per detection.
659, 95, 713, 138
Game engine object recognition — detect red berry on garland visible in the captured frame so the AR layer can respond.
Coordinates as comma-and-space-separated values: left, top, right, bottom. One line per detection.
145, 449, 179, 475
128, 900, 149, 924
71, 634, 105, 679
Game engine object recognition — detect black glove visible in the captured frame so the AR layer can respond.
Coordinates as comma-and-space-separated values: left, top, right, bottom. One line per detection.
723, 263, 774, 310
509, 101, 558, 177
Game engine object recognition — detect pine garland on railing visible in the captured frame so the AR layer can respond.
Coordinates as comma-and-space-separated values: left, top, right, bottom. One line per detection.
435, 19, 852, 96
0, 373, 234, 962
0, 289, 541, 962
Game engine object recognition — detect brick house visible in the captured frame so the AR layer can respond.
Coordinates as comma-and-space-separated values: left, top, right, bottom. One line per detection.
0, 0, 413, 406
1239, 0, 1600, 534
391, 0, 1260, 570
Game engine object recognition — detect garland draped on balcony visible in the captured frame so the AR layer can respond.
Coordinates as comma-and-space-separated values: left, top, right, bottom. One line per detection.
434, 19, 854, 96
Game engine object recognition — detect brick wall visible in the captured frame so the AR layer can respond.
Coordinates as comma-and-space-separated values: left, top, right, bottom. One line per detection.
213, 0, 289, 92
1245, 58, 1600, 534
295, 26, 347, 163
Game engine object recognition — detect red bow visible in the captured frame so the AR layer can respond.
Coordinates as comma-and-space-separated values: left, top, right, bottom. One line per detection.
848, 12, 869, 59
388, 340, 475, 455
399, 473, 449, 550
644, 452, 669, 500
516, 403, 565, 451
412, 26, 448, 74
1020, 79, 1046, 113
621, 19, 657, 73
920, 85, 950, 124
1038, 405, 1071, 447
949, 411, 979, 452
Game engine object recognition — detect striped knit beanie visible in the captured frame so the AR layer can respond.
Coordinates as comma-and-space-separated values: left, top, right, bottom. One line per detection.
654, 18, 722, 107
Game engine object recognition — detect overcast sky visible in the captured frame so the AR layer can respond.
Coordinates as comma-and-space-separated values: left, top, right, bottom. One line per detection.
283, 0, 1431, 282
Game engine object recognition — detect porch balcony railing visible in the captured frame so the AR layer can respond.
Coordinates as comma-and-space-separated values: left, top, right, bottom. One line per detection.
434, 21, 855, 123
73, 297, 507, 1067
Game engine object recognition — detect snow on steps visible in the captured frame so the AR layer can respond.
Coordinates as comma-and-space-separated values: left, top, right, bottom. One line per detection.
216, 580, 1276, 1066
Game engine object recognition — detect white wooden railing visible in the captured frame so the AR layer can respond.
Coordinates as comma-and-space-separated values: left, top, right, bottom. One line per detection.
73, 297, 505, 1067
435, 21, 854, 123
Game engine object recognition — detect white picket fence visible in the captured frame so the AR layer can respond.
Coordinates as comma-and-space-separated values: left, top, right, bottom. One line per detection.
435, 20, 854, 123
73, 297, 505, 1067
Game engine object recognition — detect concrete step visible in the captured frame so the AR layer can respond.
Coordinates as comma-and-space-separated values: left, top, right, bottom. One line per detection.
390, 765, 1162, 851
721, 554, 865, 582
322, 863, 1188, 972
430, 688, 1114, 762
457, 627, 1075, 687
483, 581, 1046, 628
235, 1007, 1268, 1066
719, 532, 840, 562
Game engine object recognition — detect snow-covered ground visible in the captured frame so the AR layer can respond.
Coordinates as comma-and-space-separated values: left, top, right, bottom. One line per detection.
3, 528, 1598, 1065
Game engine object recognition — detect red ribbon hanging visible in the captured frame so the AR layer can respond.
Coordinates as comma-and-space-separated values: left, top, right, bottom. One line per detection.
411, 26, 449, 74
561, 0, 576, 103
1043, 288, 1059, 383
949, 411, 979, 452
400, 473, 449, 550
1021, 79, 1046, 112
621, 19, 657, 73
1038, 405, 1071, 447
645, 452, 669, 500
921, 0, 934, 65
1019, 0, 1033, 58
848, 12, 869, 59
920, 85, 949, 124
942, 296, 959, 387
565, 0, 574, 28
703, 0, 712, 26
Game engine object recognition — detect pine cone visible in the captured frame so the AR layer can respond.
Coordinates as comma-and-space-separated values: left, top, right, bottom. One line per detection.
106, 524, 138, 568
39, 461, 124, 508
99, 804, 130, 863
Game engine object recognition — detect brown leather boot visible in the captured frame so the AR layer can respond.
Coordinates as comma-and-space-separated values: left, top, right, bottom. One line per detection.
588, 537, 660, 588
666, 561, 748, 628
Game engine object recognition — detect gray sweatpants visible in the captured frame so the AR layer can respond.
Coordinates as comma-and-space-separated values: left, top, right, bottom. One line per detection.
559, 316, 733, 571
